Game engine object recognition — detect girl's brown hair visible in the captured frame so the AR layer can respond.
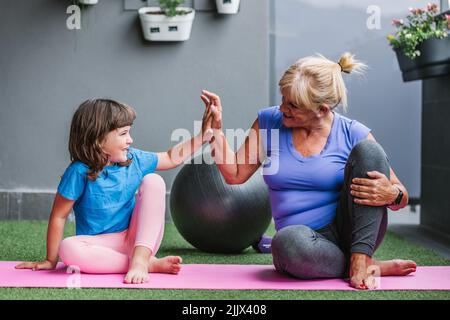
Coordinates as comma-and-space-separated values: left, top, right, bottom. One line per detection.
69, 99, 137, 181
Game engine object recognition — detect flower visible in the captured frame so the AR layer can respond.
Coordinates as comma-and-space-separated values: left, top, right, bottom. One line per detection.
427, 3, 439, 13
392, 19, 404, 26
409, 7, 424, 14
387, 3, 449, 59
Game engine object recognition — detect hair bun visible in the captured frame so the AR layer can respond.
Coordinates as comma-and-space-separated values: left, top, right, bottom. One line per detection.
337, 52, 366, 74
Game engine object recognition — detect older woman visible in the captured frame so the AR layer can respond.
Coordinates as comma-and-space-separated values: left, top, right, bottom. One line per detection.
201, 52, 417, 290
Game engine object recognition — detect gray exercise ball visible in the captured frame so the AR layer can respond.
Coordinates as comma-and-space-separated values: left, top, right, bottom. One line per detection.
170, 155, 272, 253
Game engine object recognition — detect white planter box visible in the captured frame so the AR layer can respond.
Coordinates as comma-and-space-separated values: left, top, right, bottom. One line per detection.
138, 7, 195, 42
216, 0, 240, 14
78, 0, 98, 5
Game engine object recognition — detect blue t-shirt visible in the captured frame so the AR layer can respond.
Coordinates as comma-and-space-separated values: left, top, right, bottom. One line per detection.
57, 147, 159, 236
258, 106, 371, 231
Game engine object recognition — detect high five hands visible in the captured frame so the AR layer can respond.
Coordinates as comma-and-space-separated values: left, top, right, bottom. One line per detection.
201, 90, 223, 144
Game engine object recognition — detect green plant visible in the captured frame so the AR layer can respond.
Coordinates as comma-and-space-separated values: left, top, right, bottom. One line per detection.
387, 3, 449, 59
157, 0, 189, 17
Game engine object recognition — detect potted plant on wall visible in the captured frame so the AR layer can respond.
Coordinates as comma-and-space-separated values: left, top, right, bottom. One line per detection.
77, 0, 98, 4
139, 0, 195, 42
387, 3, 450, 82
216, 0, 240, 14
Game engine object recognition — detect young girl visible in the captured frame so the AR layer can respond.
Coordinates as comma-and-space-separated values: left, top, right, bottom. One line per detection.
16, 98, 214, 284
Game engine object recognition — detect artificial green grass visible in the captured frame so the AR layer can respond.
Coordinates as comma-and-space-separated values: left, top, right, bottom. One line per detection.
0, 221, 449, 300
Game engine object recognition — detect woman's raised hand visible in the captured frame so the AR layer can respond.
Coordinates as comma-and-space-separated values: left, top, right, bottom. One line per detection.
15, 259, 57, 271
201, 97, 214, 142
201, 90, 222, 130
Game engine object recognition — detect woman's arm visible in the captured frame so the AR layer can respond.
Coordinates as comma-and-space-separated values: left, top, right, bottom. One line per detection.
386, 167, 409, 211
201, 90, 264, 184
15, 193, 74, 270
210, 119, 264, 184
350, 133, 409, 210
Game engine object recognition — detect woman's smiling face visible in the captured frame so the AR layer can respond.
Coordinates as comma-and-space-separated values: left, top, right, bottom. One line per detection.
279, 93, 319, 128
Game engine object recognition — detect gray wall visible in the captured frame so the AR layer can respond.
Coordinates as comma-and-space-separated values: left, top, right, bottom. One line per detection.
421, 74, 450, 235
0, 0, 269, 188
0, 0, 269, 218
270, 0, 428, 198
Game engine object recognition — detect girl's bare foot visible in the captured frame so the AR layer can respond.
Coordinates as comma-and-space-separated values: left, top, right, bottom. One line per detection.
124, 247, 182, 284
349, 253, 417, 290
148, 256, 182, 274
124, 246, 151, 284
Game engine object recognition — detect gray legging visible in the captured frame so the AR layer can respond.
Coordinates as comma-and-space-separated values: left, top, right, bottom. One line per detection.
271, 139, 390, 279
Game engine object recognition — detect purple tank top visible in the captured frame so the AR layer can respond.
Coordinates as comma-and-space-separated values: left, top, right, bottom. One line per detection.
258, 106, 371, 231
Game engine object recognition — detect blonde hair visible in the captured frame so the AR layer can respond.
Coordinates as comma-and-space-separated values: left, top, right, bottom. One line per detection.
278, 52, 367, 112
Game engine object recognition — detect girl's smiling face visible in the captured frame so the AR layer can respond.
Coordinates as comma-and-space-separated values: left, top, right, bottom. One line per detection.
101, 126, 133, 165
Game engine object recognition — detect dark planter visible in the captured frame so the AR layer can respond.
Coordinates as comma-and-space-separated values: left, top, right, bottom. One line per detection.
395, 35, 450, 82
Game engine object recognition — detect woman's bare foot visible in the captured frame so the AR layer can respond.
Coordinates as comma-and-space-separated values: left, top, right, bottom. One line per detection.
349, 253, 417, 290
349, 253, 375, 290
124, 246, 151, 284
373, 259, 417, 276
148, 256, 182, 274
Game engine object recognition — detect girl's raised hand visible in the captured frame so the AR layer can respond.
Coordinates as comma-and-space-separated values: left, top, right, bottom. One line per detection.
201, 95, 214, 142
15, 259, 57, 271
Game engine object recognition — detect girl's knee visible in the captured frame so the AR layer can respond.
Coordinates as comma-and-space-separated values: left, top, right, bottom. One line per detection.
59, 236, 84, 265
139, 174, 166, 194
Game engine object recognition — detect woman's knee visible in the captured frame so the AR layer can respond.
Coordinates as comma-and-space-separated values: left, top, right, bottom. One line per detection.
272, 225, 346, 279
139, 174, 166, 195
272, 225, 313, 251
272, 225, 316, 273
348, 139, 390, 177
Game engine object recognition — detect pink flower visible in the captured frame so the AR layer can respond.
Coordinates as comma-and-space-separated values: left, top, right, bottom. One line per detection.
427, 3, 439, 13
409, 8, 424, 14
392, 19, 404, 26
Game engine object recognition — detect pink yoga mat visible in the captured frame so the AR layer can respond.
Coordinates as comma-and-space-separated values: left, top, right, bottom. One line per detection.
1, 262, 450, 290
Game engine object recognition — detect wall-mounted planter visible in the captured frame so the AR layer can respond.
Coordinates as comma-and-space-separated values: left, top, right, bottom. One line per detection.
395, 35, 450, 82
216, 0, 240, 14
78, 0, 98, 4
138, 7, 195, 42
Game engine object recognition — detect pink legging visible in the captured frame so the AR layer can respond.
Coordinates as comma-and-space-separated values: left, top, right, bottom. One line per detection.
59, 174, 166, 274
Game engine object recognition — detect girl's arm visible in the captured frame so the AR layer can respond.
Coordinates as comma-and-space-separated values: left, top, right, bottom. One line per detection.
15, 193, 74, 270
156, 101, 214, 171
156, 133, 209, 171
